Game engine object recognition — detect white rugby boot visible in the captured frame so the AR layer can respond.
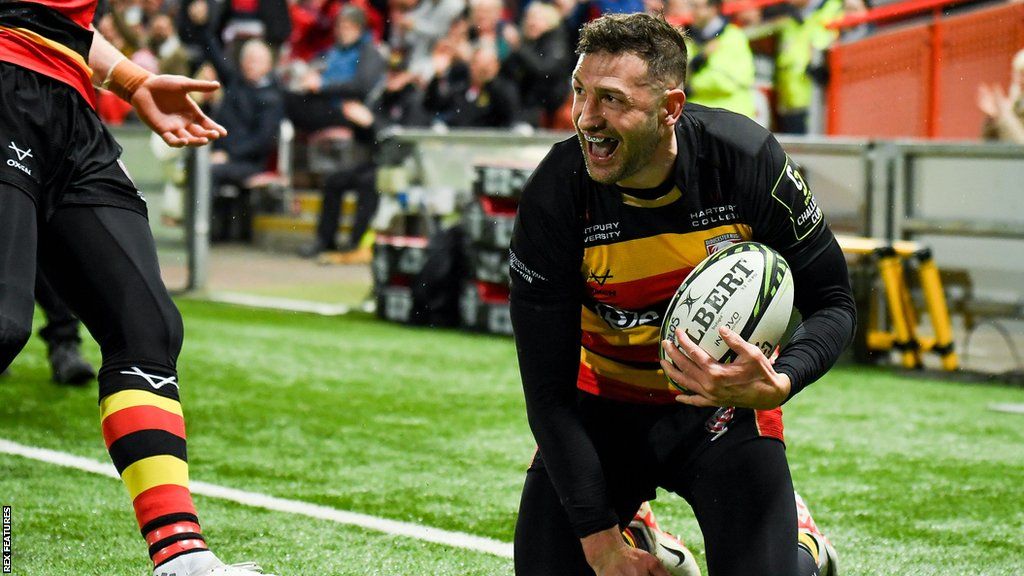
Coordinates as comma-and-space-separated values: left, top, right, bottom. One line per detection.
795, 491, 839, 576
154, 551, 277, 576
624, 502, 702, 576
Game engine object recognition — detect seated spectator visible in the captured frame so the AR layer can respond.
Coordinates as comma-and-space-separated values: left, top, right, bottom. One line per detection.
389, 0, 467, 83
979, 49, 1024, 145
287, 0, 385, 62
503, 2, 573, 127
685, 0, 756, 119
284, 5, 386, 132
202, 37, 285, 241
301, 53, 430, 261
425, 43, 520, 127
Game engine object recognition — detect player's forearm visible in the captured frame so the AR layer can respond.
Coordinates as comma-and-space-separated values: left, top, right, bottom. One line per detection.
89, 29, 152, 102
775, 238, 856, 399
88, 29, 128, 85
511, 299, 620, 537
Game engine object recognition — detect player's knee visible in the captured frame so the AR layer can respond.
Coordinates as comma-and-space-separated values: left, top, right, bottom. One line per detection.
0, 315, 32, 370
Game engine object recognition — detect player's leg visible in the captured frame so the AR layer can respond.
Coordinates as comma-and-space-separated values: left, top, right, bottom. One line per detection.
685, 437, 815, 576
513, 456, 594, 575
0, 185, 39, 372
513, 453, 649, 576
38, 205, 269, 575
35, 268, 95, 385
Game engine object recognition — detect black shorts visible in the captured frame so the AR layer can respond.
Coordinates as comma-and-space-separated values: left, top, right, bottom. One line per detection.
0, 61, 147, 219
534, 392, 786, 504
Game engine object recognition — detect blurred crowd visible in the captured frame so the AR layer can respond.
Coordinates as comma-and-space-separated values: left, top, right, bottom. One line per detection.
92, 0, 1022, 256
93, 0, 880, 138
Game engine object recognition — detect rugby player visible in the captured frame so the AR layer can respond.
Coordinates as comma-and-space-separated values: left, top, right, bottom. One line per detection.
509, 13, 855, 576
0, 2, 273, 575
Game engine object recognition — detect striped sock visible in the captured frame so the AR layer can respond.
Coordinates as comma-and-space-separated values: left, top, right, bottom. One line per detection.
100, 387, 209, 567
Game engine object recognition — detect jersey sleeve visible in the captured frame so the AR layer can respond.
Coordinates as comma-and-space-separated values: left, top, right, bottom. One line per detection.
509, 145, 620, 537
743, 135, 857, 399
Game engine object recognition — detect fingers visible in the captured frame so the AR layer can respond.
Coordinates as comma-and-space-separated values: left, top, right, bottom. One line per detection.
673, 327, 712, 366
185, 121, 218, 142
674, 392, 716, 407
179, 79, 221, 93
160, 130, 188, 148
719, 326, 759, 359
162, 127, 209, 147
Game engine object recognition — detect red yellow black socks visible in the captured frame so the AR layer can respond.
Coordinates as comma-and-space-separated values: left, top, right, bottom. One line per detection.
99, 370, 208, 567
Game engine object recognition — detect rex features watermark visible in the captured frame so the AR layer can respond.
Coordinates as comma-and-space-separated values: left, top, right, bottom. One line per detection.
2, 505, 10, 573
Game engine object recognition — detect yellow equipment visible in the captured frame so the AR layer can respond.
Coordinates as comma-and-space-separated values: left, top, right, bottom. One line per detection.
836, 234, 958, 370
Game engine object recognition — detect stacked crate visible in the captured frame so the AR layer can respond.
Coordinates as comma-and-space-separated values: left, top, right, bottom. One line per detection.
459, 163, 533, 335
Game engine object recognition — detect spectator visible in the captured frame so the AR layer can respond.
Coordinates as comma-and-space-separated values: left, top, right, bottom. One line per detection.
389, 0, 467, 82
979, 49, 1024, 144
467, 0, 514, 60
287, 0, 385, 62
213, 0, 292, 53
202, 37, 285, 240
287, 0, 346, 62
773, 0, 843, 134
176, 0, 213, 69
148, 13, 193, 76
284, 5, 386, 132
503, 2, 573, 127
685, 0, 756, 119
425, 43, 520, 127
301, 54, 430, 261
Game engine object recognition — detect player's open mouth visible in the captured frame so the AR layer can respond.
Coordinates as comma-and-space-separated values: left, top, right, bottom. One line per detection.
584, 134, 619, 162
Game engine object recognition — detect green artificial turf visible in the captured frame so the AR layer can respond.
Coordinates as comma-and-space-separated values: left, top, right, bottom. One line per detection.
1, 300, 1021, 575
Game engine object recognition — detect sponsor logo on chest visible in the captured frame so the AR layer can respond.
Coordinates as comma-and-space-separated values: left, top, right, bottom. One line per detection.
691, 204, 737, 227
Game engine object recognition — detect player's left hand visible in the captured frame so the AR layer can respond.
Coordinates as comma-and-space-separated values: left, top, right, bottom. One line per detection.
660, 326, 790, 410
131, 75, 227, 148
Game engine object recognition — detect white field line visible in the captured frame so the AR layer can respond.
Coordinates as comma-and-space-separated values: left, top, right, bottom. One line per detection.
987, 403, 1024, 415
0, 438, 513, 559
206, 292, 353, 316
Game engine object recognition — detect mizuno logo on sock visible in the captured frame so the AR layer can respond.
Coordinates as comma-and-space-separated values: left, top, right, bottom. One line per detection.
119, 366, 179, 390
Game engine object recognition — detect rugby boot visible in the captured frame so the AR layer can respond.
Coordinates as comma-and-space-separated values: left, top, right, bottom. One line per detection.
624, 502, 701, 576
795, 491, 839, 576
154, 551, 277, 576
47, 341, 96, 385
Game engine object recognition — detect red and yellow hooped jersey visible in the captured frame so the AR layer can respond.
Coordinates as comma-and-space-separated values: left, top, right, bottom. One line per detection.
0, 1, 98, 107
511, 104, 831, 406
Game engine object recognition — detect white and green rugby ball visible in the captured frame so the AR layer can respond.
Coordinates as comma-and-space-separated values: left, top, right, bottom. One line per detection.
660, 242, 794, 388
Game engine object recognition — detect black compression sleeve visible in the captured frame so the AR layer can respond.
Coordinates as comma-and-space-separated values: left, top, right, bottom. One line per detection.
773, 236, 857, 400
509, 141, 619, 537
510, 300, 620, 537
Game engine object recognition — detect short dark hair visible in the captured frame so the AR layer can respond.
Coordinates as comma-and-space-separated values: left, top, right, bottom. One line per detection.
576, 13, 688, 88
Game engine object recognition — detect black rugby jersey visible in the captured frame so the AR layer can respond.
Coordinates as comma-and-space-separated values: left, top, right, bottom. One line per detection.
509, 104, 856, 535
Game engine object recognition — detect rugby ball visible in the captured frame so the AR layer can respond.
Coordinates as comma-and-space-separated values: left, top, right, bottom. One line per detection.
660, 242, 794, 388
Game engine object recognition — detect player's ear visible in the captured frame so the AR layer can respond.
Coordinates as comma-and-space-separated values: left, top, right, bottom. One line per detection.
663, 87, 686, 126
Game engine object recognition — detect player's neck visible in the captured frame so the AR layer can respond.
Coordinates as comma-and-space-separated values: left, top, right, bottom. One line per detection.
616, 129, 678, 190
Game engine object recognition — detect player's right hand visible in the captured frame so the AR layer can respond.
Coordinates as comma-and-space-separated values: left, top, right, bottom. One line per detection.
583, 527, 671, 576
592, 546, 671, 576
131, 75, 227, 148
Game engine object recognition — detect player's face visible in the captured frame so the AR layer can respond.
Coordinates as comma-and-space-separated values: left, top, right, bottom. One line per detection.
572, 52, 674, 187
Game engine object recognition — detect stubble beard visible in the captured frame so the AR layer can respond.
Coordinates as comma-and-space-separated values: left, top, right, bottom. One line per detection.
580, 113, 663, 186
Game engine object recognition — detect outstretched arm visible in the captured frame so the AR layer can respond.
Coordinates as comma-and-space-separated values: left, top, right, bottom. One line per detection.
90, 30, 227, 147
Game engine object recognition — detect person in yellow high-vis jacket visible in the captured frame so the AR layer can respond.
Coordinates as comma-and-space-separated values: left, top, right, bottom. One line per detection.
774, 0, 843, 133
685, 0, 757, 119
